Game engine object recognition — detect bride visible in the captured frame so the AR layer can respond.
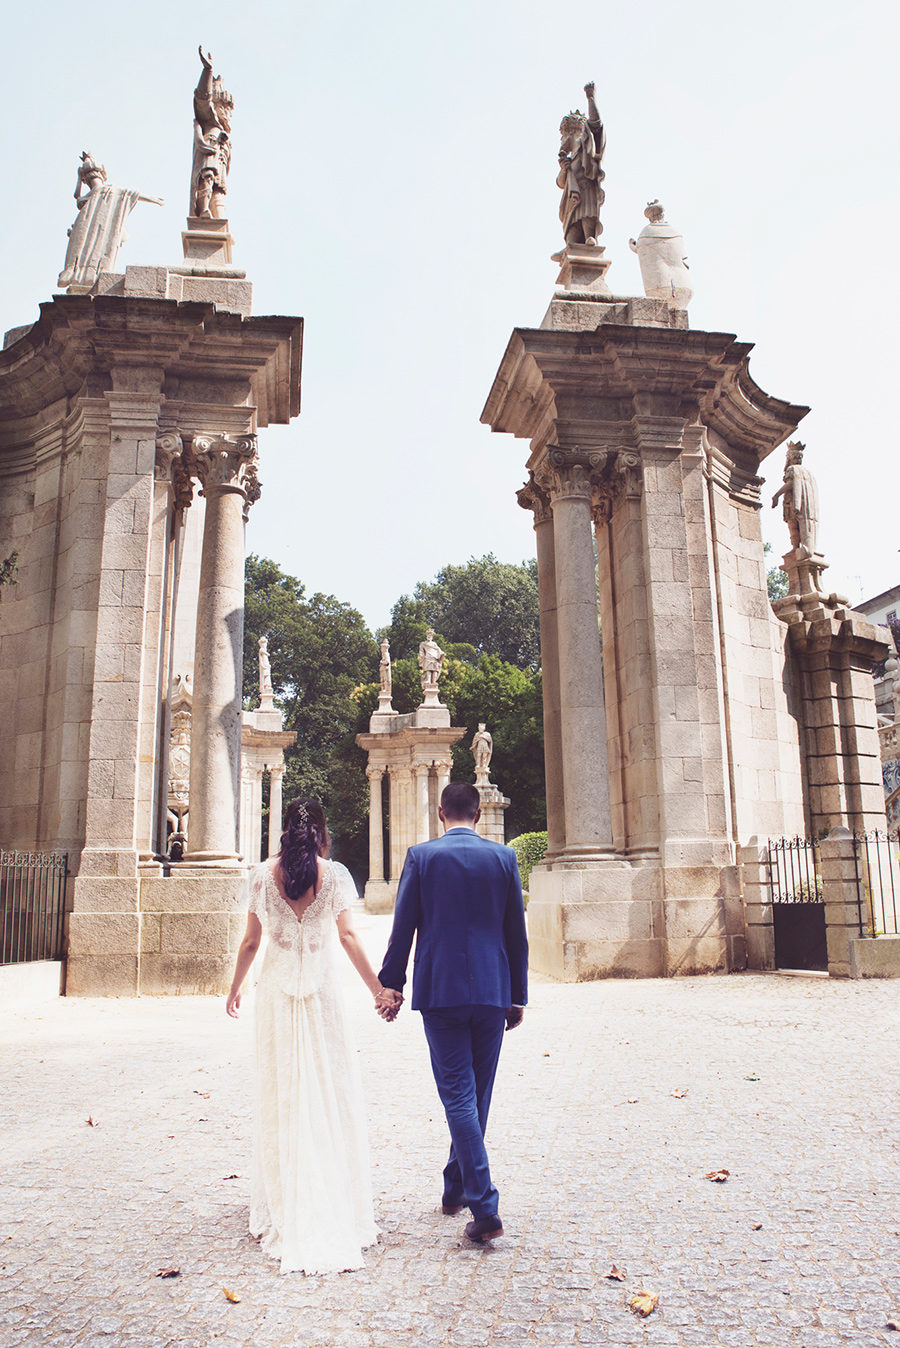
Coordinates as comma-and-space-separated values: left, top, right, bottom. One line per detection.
226, 797, 394, 1274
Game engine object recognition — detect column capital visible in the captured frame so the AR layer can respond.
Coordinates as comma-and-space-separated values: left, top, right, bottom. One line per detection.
546, 445, 610, 503
155, 432, 196, 511
366, 764, 385, 782
517, 473, 552, 526
193, 434, 261, 513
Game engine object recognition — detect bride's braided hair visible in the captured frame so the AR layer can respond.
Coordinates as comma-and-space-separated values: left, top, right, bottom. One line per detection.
279, 798, 328, 900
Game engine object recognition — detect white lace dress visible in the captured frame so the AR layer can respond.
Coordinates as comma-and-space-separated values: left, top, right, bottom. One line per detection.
246, 859, 378, 1274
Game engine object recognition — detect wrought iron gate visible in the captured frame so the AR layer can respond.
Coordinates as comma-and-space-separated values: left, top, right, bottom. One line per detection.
766, 836, 826, 971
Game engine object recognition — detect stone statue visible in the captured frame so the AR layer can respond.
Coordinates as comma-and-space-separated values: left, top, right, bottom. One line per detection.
472, 723, 493, 784
58, 152, 163, 293
629, 201, 692, 308
418, 627, 445, 695
772, 441, 820, 557
258, 636, 274, 698
190, 46, 233, 219
379, 639, 392, 698
557, 82, 606, 246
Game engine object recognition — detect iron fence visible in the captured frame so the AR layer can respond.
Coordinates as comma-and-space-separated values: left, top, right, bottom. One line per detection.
852, 831, 900, 938
765, 836, 822, 903
0, 851, 68, 965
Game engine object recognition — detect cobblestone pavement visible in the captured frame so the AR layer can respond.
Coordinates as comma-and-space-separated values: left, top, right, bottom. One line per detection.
1, 912, 899, 1348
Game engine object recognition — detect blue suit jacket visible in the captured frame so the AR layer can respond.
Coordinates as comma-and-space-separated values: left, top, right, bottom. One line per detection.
378, 828, 528, 1012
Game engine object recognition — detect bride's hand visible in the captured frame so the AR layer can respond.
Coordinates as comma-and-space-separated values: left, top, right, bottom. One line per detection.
226, 989, 241, 1018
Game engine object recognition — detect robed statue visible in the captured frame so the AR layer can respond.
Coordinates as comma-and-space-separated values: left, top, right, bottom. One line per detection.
557, 82, 606, 246
418, 628, 445, 695
772, 441, 820, 557
58, 152, 162, 293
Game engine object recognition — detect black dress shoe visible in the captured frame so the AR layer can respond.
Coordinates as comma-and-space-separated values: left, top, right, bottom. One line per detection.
441, 1193, 465, 1215
464, 1213, 503, 1242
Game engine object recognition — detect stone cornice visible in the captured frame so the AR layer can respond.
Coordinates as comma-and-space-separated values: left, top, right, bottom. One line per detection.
481, 324, 808, 467
0, 293, 302, 439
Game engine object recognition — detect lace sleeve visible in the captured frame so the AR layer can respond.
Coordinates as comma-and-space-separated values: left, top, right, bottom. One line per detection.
246, 864, 267, 925
329, 861, 359, 916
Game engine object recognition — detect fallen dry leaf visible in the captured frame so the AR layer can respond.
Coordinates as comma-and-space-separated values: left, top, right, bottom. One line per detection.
194, 1090, 211, 1099
86, 1116, 97, 1127
885, 1320, 899, 1332
222, 1174, 240, 1181
752, 1222, 763, 1231
223, 1287, 241, 1304
626, 1097, 638, 1104
156, 1266, 180, 1278
604, 1265, 627, 1281
705, 1168, 730, 1182
671, 1087, 688, 1098
628, 1290, 659, 1318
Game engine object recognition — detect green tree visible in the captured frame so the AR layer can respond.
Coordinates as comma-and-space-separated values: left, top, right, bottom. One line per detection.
243, 555, 377, 877
380, 554, 540, 668
764, 542, 789, 602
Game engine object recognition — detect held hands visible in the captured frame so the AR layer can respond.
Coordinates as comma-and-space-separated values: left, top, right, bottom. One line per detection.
374, 987, 403, 1022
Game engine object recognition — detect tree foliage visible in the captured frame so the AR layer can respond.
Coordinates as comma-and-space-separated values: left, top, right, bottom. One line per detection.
243, 555, 377, 876
764, 542, 789, 603
379, 554, 541, 669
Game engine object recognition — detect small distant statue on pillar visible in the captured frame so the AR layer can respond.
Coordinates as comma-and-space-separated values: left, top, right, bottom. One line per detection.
629, 201, 692, 308
377, 638, 394, 711
58, 152, 163, 293
557, 82, 606, 246
190, 46, 233, 219
258, 636, 274, 705
472, 723, 493, 786
418, 628, 445, 703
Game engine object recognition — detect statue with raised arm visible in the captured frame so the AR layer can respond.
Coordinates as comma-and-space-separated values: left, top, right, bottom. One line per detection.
557, 82, 606, 246
472, 723, 493, 784
418, 628, 445, 695
57, 152, 163, 293
772, 441, 820, 557
190, 46, 234, 219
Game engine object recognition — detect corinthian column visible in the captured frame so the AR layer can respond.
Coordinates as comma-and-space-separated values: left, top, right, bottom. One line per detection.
518, 475, 565, 857
185, 434, 260, 864
548, 450, 613, 856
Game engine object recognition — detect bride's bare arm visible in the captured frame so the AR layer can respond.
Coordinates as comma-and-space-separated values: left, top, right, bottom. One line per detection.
337, 908, 390, 1001
226, 913, 262, 1017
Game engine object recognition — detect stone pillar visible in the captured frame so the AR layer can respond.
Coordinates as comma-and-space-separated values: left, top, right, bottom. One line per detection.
414, 762, 430, 843
185, 435, 259, 864
388, 767, 405, 882
741, 836, 774, 971
436, 762, 451, 802
548, 452, 613, 856
819, 827, 861, 978
268, 765, 284, 857
367, 766, 385, 883
519, 476, 564, 856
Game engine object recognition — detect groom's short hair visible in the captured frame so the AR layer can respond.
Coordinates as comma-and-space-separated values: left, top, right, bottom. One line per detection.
441, 781, 480, 821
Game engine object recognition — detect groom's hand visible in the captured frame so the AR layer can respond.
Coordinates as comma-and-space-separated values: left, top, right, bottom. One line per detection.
505, 1006, 524, 1031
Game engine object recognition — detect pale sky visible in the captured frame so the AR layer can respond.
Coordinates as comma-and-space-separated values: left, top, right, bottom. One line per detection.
3, 0, 897, 629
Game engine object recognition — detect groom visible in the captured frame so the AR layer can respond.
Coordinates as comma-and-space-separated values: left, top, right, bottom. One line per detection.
376, 781, 528, 1243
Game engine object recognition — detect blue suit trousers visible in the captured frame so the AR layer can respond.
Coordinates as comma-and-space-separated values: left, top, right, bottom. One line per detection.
421, 1005, 506, 1220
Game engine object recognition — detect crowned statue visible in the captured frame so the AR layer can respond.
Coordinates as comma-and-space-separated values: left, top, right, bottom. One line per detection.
190, 46, 233, 219
58, 152, 163, 293
556, 82, 606, 247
